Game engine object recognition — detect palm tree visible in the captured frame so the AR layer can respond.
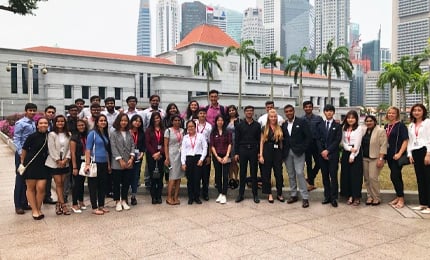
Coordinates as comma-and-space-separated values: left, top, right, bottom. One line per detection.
262, 51, 284, 101
377, 62, 409, 110
193, 50, 223, 103
316, 40, 353, 104
284, 47, 316, 106
410, 71, 429, 105
225, 40, 260, 109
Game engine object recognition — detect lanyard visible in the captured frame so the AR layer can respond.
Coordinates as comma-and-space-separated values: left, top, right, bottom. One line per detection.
386, 123, 396, 137
173, 128, 182, 143
346, 128, 352, 144
131, 131, 138, 145
155, 129, 161, 144
81, 136, 86, 154
197, 122, 206, 133
190, 135, 196, 150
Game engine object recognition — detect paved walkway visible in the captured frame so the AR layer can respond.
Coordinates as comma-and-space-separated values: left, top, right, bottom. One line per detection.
0, 141, 430, 259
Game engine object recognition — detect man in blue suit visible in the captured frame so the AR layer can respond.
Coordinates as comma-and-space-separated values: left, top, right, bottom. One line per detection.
316, 104, 342, 207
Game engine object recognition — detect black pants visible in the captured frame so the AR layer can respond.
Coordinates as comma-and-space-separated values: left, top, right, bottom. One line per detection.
412, 147, 430, 207
72, 174, 85, 205
105, 170, 113, 196
261, 144, 283, 196
14, 151, 28, 209
186, 155, 203, 200
340, 151, 363, 199
88, 162, 108, 209
201, 158, 211, 197
305, 142, 320, 185
113, 168, 132, 201
319, 155, 339, 201
238, 146, 259, 196
213, 155, 230, 195
387, 158, 404, 197
146, 154, 165, 200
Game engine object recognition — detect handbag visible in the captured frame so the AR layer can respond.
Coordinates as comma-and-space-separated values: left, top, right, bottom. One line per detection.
17, 134, 47, 175
394, 124, 410, 167
152, 160, 161, 179
79, 133, 98, 177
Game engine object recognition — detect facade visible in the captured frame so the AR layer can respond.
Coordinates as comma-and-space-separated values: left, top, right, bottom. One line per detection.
242, 8, 264, 55
211, 7, 227, 32
225, 9, 243, 44
137, 0, 151, 56
181, 1, 207, 40
156, 0, 179, 54
314, 0, 349, 72
364, 71, 390, 108
349, 23, 360, 48
380, 47, 391, 69
362, 40, 381, 71
349, 62, 365, 106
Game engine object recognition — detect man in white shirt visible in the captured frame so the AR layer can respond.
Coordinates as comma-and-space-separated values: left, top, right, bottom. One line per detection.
101, 97, 119, 132
141, 95, 166, 130
79, 95, 101, 120
258, 101, 284, 127
125, 96, 139, 119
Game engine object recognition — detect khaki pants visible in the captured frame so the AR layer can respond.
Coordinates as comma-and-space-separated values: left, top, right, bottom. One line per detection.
363, 157, 382, 201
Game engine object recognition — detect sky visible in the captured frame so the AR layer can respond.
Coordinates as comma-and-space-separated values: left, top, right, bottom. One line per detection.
0, 0, 392, 56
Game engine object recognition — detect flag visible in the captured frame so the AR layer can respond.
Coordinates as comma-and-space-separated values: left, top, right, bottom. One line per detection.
206, 6, 214, 14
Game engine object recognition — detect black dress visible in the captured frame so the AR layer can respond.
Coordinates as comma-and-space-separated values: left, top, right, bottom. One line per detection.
22, 131, 49, 180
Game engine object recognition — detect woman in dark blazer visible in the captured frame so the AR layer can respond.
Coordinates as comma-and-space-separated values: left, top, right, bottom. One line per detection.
110, 113, 135, 211
129, 114, 145, 205
145, 112, 165, 204
70, 119, 88, 213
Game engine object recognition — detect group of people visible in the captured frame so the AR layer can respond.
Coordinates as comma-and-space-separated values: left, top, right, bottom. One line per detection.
12, 89, 430, 220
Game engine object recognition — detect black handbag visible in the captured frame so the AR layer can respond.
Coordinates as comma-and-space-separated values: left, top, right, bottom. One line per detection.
152, 160, 161, 179
394, 124, 410, 167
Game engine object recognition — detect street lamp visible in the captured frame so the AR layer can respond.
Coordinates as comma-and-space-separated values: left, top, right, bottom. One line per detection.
6, 59, 48, 103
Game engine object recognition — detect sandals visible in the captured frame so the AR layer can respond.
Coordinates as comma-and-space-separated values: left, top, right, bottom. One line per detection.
55, 203, 63, 215
347, 197, 353, 205
352, 200, 360, 206
92, 209, 104, 215
62, 204, 71, 215
100, 207, 110, 213
389, 198, 399, 205
365, 198, 373, 205
394, 200, 405, 209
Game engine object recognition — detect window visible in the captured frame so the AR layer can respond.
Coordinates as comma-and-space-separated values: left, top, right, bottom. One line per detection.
11, 63, 17, 93
139, 73, 144, 98
98, 87, 106, 99
22, 64, 28, 94
33, 65, 39, 94
114, 87, 121, 100
82, 86, 89, 99
64, 85, 72, 99
147, 73, 151, 97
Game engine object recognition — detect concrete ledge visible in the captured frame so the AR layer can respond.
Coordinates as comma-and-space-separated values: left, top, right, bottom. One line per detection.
0, 132, 16, 152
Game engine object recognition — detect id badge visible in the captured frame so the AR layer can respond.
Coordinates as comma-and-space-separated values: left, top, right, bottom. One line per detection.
134, 149, 140, 154
274, 144, 279, 149
157, 145, 162, 150
80, 155, 85, 160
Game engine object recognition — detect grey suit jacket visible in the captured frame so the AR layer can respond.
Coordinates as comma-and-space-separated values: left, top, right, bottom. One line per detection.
110, 130, 135, 170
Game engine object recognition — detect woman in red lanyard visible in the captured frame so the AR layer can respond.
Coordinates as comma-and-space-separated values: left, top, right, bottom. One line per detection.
385, 106, 408, 208
70, 119, 88, 213
145, 112, 165, 204
407, 104, 430, 214
340, 110, 363, 206
129, 115, 145, 205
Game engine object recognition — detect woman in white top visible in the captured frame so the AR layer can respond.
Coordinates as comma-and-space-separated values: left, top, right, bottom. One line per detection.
45, 115, 71, 215
340, 110, 363, 206
407, 104, 430, 214
181, 120, 207, 205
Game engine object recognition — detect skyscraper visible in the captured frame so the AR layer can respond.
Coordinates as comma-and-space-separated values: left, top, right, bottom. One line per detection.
380, 48, 391, 69
156, 0, 179, 54
362, 41, 381, 71
137, 0, 151, 56
242, 8, 264, 55
314, 0, 349, 61
226, 9, 243, 44
211, 7, 227, 32
181, 1, 207, 40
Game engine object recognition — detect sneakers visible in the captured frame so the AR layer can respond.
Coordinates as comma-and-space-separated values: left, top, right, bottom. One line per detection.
220, 195, 227, 204
420, 208, 430, 214
121, 200, 130, 210
216, 194, 223, 203
116, 202, 123, 212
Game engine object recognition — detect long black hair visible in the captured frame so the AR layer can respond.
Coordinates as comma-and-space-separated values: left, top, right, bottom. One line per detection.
342, 110, 359, 131
211, 115, 227, 137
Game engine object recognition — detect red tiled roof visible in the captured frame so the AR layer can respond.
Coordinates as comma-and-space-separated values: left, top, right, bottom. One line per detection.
175, 24, 239, 49
23, 46, 174, 65
260, 68, 327, 79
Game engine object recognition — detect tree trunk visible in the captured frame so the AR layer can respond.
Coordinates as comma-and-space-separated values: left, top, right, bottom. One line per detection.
402, 86, 407, 112
270, 67, 274, 101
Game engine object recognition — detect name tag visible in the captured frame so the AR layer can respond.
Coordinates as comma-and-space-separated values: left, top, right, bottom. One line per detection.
157, 145, 162, 150
134, 149, 140, 154
274, 144, 279, 149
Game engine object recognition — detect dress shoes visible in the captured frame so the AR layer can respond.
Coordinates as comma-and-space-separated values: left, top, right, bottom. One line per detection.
131, 197, 137, 206
157, 198, 163, 204
202, 195, 209, 201
331, 200, 338, 207
188, 199, 193, 205
235, 196, 244, 203
253, 195, 260, 204
15, 208, 25, 215
151, 198, 157, 204
43, 197, 57, 205
287, 196, 298, 204
322, 198, 331, 204
302, 199, 309, 208
194, 198, 202, 204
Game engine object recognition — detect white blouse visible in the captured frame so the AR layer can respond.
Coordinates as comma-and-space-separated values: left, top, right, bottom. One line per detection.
180, 133, 208, 164
407, 118, 430, 157
342, 126, 363, 159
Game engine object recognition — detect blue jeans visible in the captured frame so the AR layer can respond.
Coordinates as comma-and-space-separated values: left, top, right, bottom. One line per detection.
14, 152, 28, 209
129, 161, 142, 195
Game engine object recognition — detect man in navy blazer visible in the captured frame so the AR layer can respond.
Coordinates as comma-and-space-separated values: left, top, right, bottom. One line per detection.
316, 104, 342, 207
282, 105, 312, 208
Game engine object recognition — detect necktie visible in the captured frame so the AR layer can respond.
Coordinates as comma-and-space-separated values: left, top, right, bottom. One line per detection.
326, 121, 330, 131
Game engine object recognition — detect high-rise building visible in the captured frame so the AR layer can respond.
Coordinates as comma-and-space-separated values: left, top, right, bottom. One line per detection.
314, 0, 349, 63
242, 8, 264, 55
392, 0, 429, 107
260, 0, 310, 60
211, 7, 227, 32
137, 0, 151, 56
362, 40, 381, 71
156, 0, 179, 54
226, 9, 243, 44
181, 1, 207, 40
364, 71, 390, 108
380, 48, 391, 69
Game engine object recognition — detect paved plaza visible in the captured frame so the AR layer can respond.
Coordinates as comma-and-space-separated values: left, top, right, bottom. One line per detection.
0, 141, 430, 259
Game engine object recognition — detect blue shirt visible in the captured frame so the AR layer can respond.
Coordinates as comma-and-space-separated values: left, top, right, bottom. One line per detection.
86, 130, 109, 163
13, 116, 36, 155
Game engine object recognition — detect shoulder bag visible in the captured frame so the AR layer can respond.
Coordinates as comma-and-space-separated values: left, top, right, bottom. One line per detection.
79, 132, 98, 177
17, 134, 47, 175
395, 123, 410, 167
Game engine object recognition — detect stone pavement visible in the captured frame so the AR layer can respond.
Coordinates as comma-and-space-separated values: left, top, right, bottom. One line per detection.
1, 141, 430, 259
